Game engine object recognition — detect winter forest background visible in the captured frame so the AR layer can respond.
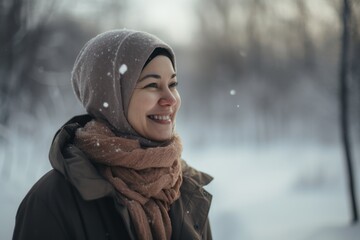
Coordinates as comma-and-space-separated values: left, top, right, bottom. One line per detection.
1, 0, 360, 239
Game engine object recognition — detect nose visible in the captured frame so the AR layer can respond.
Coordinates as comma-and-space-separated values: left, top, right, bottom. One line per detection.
158, 88, 177, 106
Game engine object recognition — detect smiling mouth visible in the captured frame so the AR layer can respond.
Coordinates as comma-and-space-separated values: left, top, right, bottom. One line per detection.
148, 114, 172, 123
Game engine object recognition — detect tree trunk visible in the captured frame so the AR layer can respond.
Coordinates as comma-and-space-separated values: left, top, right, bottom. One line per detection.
339, 0, 358, 223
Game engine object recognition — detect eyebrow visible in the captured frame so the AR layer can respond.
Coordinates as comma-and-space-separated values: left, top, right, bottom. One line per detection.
138, 73, 177, 82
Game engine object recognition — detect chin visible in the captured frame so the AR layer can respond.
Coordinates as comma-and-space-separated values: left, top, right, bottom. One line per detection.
148, 133, 173, 142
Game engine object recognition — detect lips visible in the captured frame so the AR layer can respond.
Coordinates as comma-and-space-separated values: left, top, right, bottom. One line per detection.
148, 114, 172, 123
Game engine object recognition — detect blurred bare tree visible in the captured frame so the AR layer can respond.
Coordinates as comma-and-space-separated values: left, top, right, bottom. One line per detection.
0, 0, 128, 180
196, 0, 246, 84
0, 0, 129, 136
339, 0, 358, 223
349, 1, 360, 139
294, 0, 316, 71
0, 0, 55, 136
192, 0, 356, 145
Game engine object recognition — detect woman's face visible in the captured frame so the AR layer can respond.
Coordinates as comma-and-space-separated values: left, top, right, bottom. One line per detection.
128, 55, 181, 142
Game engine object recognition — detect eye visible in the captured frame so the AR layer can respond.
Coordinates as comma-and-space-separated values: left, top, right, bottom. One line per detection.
169, 81, 178, 88
144, 83, 158, 88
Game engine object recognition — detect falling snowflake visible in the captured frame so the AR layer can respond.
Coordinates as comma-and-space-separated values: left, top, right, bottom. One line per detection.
103, 102, 109, 108
230, 89, 236, 96
119, 64, 128, 74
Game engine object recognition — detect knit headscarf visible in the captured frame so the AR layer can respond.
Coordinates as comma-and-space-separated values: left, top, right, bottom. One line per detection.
71, 29, 176, 146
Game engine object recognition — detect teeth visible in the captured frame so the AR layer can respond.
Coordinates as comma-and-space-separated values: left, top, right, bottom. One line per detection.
150, 115, 170, 120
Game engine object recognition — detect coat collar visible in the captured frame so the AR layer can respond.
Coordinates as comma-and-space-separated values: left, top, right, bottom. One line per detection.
49, 114, 115, 200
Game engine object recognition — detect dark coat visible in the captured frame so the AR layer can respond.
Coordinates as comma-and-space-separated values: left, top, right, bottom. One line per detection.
13, 115, 213, 240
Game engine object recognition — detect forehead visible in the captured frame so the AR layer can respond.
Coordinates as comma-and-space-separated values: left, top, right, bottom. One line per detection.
143, 47, 175, 69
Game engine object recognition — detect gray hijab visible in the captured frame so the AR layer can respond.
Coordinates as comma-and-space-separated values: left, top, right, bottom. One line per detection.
71, 29, 175, 145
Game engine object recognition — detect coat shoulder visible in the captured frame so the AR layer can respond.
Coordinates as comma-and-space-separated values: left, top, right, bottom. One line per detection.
181, 160, 213, 187
13, 170, 131, 240
13, 170, 82, 240
25, 169, 74, 201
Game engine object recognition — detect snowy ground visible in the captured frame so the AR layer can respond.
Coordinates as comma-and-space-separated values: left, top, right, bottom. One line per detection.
181, 142, 360, 240
303, 223, 360, 240
1, 137, 360, 239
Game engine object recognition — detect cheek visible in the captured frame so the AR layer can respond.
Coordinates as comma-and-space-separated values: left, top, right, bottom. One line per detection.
140, 93, 159, 110
130, 92, 157, 117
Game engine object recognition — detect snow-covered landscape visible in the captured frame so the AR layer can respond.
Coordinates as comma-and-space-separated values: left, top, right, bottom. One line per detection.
2, 0, 360, 239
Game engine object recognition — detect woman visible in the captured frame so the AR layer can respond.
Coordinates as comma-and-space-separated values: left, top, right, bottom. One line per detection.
13, 29, 213, 240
